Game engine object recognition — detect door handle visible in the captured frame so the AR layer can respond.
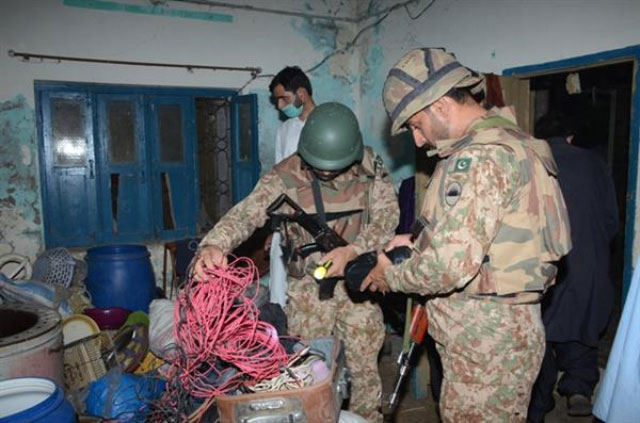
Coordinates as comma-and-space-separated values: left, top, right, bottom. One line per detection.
88, 159, 95, 179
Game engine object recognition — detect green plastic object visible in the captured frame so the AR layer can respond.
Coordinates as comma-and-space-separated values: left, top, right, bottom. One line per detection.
124, 310, 149, 327
298, 102, 364, 171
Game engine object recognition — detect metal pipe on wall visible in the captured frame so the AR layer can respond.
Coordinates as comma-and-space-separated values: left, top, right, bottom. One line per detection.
171, 0, 420, 23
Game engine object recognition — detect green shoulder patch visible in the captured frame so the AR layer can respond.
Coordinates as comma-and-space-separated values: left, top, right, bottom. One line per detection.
452, 158, 472, 173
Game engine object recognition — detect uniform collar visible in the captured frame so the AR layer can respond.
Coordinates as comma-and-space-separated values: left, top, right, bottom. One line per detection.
428, 108, 519, 158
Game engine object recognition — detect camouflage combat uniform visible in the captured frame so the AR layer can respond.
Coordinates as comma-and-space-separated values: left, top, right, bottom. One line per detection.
201, 147, 399, 422
385, 111, 572, 422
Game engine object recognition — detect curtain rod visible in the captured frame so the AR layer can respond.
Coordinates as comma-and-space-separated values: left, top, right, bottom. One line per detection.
8, 50, 262, 76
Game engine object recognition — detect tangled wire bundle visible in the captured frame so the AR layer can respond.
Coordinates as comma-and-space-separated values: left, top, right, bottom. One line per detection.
168, 257, 290, 400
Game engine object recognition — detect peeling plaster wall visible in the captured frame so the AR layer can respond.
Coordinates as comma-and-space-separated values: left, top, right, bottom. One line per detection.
4, 0, 640, 283
0, 0, 360, 282
0, 95, 42, 261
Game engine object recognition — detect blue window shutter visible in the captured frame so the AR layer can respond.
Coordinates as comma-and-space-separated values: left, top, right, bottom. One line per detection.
230, 94, 260, 203
96, 94, 152, 242
38, 90, 100, 247
146, 96, 197, 240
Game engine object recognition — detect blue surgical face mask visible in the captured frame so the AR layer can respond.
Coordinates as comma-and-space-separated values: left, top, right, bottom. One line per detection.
281, 97, 303, 119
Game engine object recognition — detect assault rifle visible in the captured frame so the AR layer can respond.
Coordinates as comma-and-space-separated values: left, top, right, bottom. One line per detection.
266, 193, 413, 303
344, 244, 425, 412
388, 302, 428, 411
268, 193, 425, 408
266, 193, 358, 300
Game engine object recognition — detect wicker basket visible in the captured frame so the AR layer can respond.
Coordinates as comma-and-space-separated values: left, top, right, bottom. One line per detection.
63, 332, 116, 391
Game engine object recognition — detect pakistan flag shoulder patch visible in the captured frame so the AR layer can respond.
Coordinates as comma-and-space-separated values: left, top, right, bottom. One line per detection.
452, 158, 472, 173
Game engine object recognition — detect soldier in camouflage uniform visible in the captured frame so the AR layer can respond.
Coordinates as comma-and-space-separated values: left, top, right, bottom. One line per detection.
195, 102, 399, 422
362, 48, 572, 422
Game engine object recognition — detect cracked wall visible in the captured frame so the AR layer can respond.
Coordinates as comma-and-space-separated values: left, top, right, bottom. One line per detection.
258, 13, 359, 172
356, 0, 640, 187
0, 95, 43, 260
0, 0, 361, 284
3, 0, 640, 281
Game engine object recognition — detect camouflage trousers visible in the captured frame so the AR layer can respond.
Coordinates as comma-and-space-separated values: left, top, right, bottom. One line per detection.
428, 293, 545, 423
285, 276, 385, 423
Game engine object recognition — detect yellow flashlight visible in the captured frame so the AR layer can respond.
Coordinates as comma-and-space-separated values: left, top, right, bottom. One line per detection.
313, 260, 333, 280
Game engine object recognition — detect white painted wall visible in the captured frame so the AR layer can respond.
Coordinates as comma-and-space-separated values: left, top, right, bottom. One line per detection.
0, 0, 358, 98
358, 0, 640, 180
357, 0, 640, 270
0, 0, 360, 172
0, 0, 360, 277
378, 0, 640, 75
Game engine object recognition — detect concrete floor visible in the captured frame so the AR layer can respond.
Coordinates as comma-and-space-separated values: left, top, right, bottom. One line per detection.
378, 334, 598, 423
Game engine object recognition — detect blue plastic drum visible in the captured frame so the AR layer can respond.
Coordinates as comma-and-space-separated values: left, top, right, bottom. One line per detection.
0, 378, 75, 423
85, 245, 156, 313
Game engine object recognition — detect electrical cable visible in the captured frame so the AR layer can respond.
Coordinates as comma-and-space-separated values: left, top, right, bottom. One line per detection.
247, 350, 326, 393
305, 5, 395, 74
305, 0, 436, 74
404, 0, 437, 20
159, 257, 291, 413
172, 0, 423, 23
9, 1, 436, 96
248, 0, 437, 87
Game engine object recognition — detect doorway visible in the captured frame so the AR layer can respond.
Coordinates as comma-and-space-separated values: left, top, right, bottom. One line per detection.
504, 47, 640, 364
529, 62, 633, 298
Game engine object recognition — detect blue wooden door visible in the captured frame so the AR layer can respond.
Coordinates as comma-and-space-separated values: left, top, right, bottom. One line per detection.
146, 96, 197, 239
96, 94, 152, 242
230, 94, 260, 203
39, 91, 99, 247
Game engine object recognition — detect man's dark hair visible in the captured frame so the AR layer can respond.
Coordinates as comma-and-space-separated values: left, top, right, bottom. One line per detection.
443, 86, 483, 104
269, 66, 313, 96
534, 111, 579, 140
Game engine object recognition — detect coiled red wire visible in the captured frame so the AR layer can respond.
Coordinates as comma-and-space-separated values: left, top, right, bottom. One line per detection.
167, 257, 290, 400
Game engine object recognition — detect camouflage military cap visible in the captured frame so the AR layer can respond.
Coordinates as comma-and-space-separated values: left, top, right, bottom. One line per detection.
383, 48, 485, 135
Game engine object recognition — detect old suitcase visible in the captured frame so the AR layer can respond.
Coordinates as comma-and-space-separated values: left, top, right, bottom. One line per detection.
216, 336, 349, 423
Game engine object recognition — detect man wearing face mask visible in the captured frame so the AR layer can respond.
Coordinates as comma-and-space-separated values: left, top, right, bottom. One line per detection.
267, 66, 316, 307
270, 66, 316, 163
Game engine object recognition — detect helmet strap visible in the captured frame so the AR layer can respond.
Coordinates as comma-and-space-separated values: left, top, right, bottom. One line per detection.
310, 172, 326, 224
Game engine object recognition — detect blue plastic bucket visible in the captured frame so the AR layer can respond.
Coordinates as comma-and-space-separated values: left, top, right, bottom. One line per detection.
0, 378, 75, 423
85, 245, 156, 313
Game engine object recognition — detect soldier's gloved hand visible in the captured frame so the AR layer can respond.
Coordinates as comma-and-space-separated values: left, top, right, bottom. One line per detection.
319, 245, 358, 278
384, 234, 413, 251
360, 252, 391, 293
194, 245, 227, 280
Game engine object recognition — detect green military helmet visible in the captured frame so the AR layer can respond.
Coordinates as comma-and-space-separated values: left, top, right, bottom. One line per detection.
298, 102, 364, 171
